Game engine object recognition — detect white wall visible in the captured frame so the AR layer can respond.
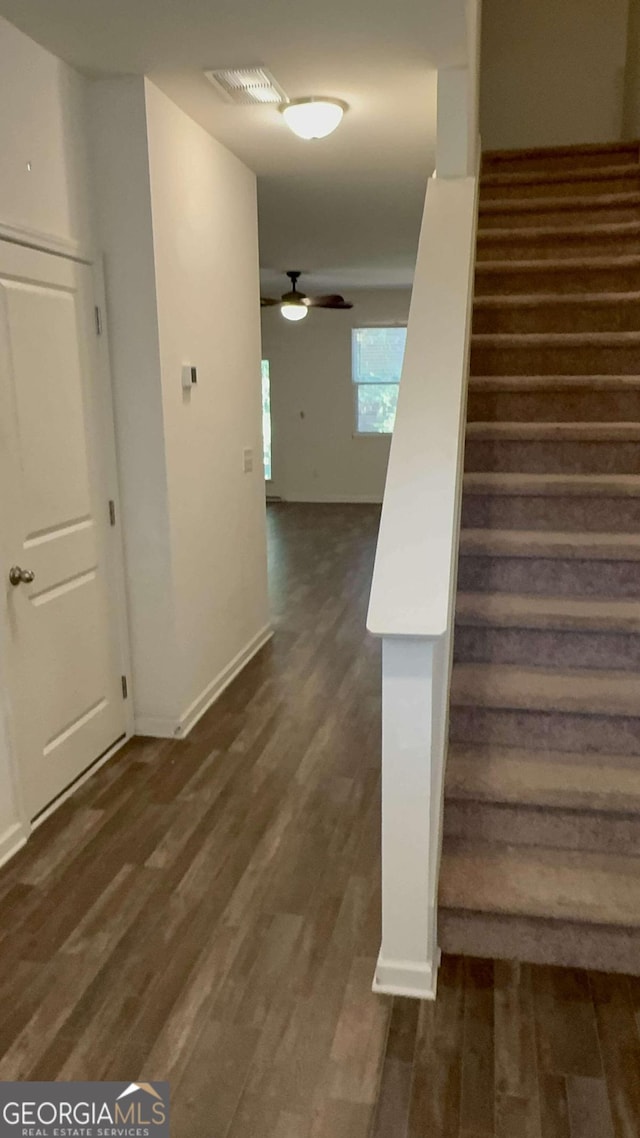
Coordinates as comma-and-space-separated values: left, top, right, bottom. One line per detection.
144, 81, 270, 728
481, 0, 629, 150
91, 79, 270, 735
0, 16, 93, 253
0, 16, 98, 861
262, 289, 411, 504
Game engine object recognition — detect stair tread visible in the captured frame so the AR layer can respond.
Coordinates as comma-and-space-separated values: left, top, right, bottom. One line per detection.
463, 472, 640, 496
477, 253, 640, 273
446, 744, 640, 813
469, 374, 640, 389
483, 140, 640, 165
455, 591, 640, 632
451, 661, 640, 716
481, 163, 640, 188
480, 191, 640, 215
474, 291, 640, 308
478, 220, 640, 241
459, 526, 640, 559
472, 330, 640, 344
466, 420, 640, 439
439, 838, 640, 928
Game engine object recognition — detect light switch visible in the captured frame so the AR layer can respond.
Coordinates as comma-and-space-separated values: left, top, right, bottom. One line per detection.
182, 364, 197, 390
243, 447, 253, 473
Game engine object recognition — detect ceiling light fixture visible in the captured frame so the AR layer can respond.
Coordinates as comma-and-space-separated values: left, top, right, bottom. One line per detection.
281, 97, 347, 140
280, 300, 308, 322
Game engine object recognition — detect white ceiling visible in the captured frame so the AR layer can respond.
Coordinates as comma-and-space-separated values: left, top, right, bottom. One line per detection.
0, 0, 468, 292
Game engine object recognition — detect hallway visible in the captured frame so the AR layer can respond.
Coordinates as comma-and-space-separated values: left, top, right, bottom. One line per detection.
0, 505, 638, 1137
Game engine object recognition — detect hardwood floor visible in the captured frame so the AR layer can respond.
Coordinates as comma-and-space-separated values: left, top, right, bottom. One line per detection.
0, 503, 638, 1137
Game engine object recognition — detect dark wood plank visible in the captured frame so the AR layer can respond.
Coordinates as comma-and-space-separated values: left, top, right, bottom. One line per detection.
0, 504, 638, 1138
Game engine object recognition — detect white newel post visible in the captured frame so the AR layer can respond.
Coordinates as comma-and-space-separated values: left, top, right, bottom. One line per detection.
373, 635, 442, 999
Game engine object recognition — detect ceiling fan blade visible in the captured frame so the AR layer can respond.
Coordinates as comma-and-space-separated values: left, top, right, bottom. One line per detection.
260, 297, 281, 307
304, 294, 353, 309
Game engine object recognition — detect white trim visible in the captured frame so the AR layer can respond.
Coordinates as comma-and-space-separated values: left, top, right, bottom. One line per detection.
0, 220, 94, 265
372, 950, 440, 1000
281, 493, 383, 504
31, 732, 131, 830
0, 820, 29, 870
135, 623, 273, 739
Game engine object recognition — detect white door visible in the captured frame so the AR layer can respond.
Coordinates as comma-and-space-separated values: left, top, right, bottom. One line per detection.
0, 241, 127, 820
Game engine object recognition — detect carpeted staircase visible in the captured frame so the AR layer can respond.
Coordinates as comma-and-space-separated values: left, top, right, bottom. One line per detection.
438, 140, 640, 974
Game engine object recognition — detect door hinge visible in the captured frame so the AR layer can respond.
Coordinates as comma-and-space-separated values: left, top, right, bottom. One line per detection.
95, 305, 103, 336
121, 675, 128, 700
108, 499, 116, 526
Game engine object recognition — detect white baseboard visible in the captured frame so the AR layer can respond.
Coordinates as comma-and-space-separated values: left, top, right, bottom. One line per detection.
281, 493, 383, 504
0, 821, 29, 870
135, 624, 273, 740
372, 950, 440, 1000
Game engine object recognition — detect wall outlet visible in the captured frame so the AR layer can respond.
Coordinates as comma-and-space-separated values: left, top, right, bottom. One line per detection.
243, 447, 253, 473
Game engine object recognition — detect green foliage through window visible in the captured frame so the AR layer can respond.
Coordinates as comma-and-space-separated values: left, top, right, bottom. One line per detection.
352, 327, 406, 433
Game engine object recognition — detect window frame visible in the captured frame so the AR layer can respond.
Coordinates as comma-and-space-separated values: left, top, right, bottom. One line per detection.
351, 323, 407, 438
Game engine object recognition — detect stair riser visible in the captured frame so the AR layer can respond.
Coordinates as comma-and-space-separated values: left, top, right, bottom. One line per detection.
461, 493, 640, 533
471, 342, 640, 376
477, 234, 640, 262
438, 909, 640, 973
473, 302, 640, 335
467, 388, 640, 421
465, 438, 640, 475
444, 800, 640, 855
450, 705, 640, 757
479, 203, 640, 229
457, 553, 639, 599
480, 173, 640, 200
454, 624, 640, 672
482, 148, 640, 175
475, 264, 640, 295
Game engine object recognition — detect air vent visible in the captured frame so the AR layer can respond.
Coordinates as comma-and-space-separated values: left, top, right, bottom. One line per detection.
204, 67, 288, 106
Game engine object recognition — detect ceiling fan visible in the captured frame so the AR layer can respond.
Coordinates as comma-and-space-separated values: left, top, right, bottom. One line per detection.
261, 271, 353, 322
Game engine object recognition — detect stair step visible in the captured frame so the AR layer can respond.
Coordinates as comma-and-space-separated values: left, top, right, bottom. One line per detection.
476, 221, 640, 262
455, 592, 640, 632
466, 420, 640, 441
474, 254, 640, 296
481, 163, 640, 191
479, 191, 640, 230
473, 292, 640, 334
463, 471, 640, 495
482, 141, 640, 175
459, 527, 640, 561
446, 744, 640, 812
469, 374, 640, 391
451, 661, 640, 718
439, 841, 640, 971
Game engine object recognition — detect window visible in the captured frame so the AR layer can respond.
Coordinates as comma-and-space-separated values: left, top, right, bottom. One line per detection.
352, 326, 406, 435
261, 359, 272, 480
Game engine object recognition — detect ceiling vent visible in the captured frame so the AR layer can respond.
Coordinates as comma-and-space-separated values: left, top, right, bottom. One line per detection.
204, 67, 289, 106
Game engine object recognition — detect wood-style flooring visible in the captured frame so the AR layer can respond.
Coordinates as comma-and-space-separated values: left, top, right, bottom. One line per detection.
0, 503, 638, 1137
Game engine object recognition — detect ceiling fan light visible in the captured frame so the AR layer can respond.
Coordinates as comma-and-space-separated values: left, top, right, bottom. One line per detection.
281, 98, 346, 140
281, 302, 308, 322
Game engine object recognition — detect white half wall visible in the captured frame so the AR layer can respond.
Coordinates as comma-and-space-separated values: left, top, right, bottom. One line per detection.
0, 15, 98, 859
90, 78, 270, 735
262, 288, 411, 504
481, 0, 629, 150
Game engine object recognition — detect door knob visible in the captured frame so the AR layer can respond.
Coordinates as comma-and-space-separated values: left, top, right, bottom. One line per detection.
9, 566, 35, 587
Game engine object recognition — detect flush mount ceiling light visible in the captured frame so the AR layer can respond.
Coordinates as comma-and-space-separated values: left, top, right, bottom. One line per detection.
281, 97, 347, 140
